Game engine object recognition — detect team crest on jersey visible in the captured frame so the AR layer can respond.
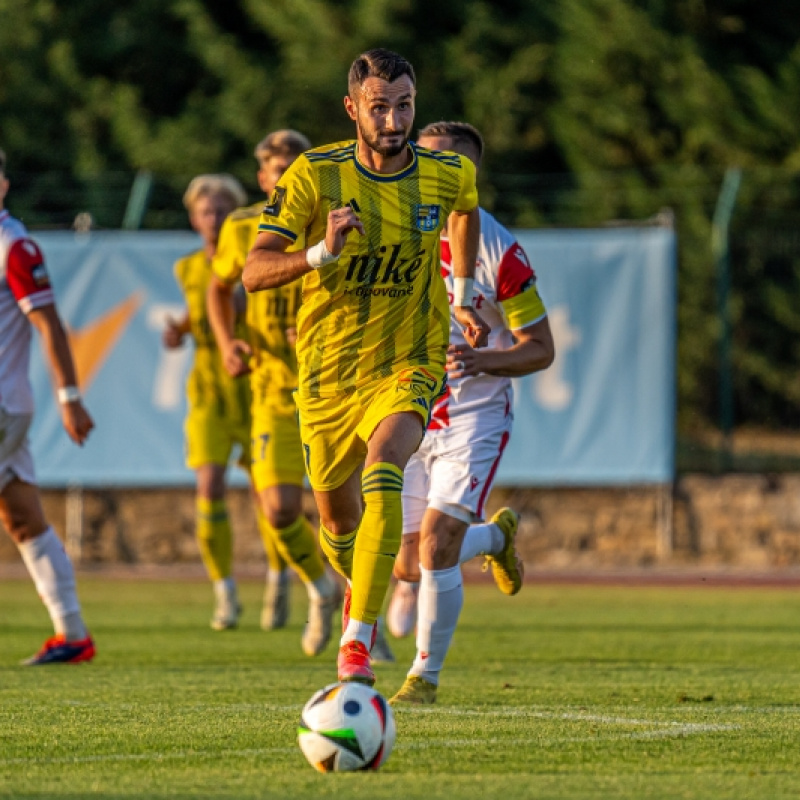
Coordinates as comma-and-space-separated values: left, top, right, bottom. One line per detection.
397, 367, 439, 397
262, 186, 286, 217
31, 263, 50, 288
413, 204, 441, 232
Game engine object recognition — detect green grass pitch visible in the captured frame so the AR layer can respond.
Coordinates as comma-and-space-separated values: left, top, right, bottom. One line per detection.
1, 575, 800, 799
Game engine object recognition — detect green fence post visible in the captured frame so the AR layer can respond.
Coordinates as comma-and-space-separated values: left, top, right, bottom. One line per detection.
712, 167, 742, 470
122, 170, 154, 230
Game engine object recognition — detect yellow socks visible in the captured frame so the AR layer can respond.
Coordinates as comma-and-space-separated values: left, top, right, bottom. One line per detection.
255, 508, 288, 573
320, 524, 356, 581
350, 462, 404, 624
196, 497, 232, 581
273, 514, 326, 584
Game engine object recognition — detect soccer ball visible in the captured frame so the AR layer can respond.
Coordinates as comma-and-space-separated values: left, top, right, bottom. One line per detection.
297, 682, 396, 772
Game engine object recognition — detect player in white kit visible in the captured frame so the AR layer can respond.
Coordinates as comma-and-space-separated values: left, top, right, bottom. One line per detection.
387, 123, 555, 704
0, 148, 96, 664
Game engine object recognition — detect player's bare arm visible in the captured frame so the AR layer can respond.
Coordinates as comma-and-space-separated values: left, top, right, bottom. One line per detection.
27, 304, 94, 446
448, 206, 490, 348
447, 316, 555, 380
242, 207, 364, 292
207, 275, 252, 377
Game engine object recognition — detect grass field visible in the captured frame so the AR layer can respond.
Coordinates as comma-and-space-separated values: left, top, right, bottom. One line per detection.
1, 575, 800, 799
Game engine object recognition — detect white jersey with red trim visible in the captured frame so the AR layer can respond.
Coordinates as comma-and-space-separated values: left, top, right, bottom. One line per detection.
429, 207, 547, 430
0, 210, 55, 415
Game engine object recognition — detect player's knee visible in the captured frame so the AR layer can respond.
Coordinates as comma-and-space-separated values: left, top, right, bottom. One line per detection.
319, 513, 361, 538
196, 467, 226, 500
393, 560, 420, 583
5, 515, 48, 544
0, 494, 47, 544
420, 525, 464, 569
266, 507, 299, 530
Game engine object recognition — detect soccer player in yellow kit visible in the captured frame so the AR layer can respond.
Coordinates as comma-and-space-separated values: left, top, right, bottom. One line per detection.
208, 131, 340, 656
242, 49, 489, 686
164, 174, 251, 630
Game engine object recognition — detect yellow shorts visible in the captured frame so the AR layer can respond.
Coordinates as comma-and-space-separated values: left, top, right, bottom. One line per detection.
185, 406, 250, 471
296, 365, 446, 492
249, 402, 306, 492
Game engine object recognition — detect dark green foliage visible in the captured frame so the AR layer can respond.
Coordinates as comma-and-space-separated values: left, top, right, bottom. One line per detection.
2, 0, 800, 431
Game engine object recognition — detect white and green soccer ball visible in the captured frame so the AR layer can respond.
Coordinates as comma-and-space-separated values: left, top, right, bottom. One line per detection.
297, 682, 396, 772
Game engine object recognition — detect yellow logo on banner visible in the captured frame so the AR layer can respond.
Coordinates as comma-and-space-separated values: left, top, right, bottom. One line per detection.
67, 292, 144, 390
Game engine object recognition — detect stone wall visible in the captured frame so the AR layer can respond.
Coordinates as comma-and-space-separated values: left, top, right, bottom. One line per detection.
3, 475, 800, 570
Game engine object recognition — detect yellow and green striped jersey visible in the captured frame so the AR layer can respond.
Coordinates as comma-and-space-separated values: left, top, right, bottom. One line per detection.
213, 202, 300, 416
174, 249, 250, 423
257, 140, 478, 399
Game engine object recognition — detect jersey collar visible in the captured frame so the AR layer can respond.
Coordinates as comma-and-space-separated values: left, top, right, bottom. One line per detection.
354, 143, 418, 183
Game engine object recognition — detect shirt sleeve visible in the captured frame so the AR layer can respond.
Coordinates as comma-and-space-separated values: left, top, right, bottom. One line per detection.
212, 215, 245, 286
496, 241, 547, 331
173, 256, 187, 292
453, 155, 479, 213
257, 156, 317, 244
6, 237, 54, 314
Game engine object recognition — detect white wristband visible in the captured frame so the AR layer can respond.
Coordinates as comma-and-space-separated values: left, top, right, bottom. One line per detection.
57, 386, 81, 404
453, 277, 474, 307
306, 239, 337, 270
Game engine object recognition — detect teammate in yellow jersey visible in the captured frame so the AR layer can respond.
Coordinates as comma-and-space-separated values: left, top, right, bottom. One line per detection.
243, 48, 490, 686
208, 130, 341, 656
163, 174, 252, 630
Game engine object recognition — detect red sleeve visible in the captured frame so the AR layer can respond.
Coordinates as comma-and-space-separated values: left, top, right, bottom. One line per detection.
439, 238, 452, 277
6, 238, 53, 312
496, 242, 536, 302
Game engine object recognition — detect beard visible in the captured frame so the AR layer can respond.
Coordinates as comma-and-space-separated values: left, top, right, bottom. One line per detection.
358, 119, 410, 157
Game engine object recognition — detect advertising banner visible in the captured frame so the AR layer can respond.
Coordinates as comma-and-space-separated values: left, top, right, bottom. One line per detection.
28, 227, 675, 487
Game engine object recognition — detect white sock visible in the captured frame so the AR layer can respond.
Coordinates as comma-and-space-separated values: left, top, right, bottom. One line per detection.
409, 565, 463, 685
459, 522, 504, 563
341, 619, 374, 649
214, 577, 237, 605
17, 526, 87, 640
306, 570, 335, 601
267, 568, 289, 586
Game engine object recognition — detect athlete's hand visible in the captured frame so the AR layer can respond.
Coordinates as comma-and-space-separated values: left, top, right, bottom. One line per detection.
453, 306, 490, 349
325, 206, 364, 255
222, 339, 252, 377
61, 400, 94, 446
446, 343, 486, 379
162, 317, 185, 349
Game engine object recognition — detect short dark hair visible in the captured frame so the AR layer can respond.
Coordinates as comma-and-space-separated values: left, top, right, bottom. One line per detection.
0, 148, 6, 176
418, 121, 484, 166
348, 48, 416, 97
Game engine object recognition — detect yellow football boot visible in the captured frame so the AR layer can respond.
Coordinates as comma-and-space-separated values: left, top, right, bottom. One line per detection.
483, 507, 524, 595
389, 675, 437, 705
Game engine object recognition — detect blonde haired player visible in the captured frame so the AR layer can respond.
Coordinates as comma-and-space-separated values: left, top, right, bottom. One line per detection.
0, 147, 96, 664
164, 173, 259, 630
207, 131, 341, 656
243, 49, 489, 686
386, 122, 555, 704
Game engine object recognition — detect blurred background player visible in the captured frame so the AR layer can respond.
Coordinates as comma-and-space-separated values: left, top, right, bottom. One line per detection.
242, 50, 488, 687
207, 131, 340, 655
387, 122, 555, 704
0, 146, 96, 664
164, 173, 257, 630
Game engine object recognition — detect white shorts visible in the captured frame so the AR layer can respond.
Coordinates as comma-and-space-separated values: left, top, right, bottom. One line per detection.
0, 409, 36, 493
401, 401, 512, 534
